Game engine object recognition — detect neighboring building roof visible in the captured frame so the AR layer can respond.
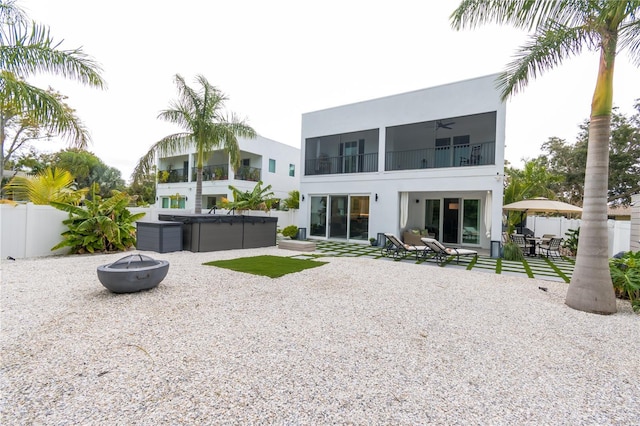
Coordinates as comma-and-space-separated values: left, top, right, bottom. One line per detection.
608, 205, 632, 219
2, 170, 28, 179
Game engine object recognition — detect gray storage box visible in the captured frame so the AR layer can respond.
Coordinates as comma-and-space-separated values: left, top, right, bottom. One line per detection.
243, 216, 278, 248
136, 221, 183, 253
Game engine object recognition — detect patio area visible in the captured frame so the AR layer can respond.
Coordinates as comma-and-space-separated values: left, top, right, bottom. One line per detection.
293, 240, 575, 283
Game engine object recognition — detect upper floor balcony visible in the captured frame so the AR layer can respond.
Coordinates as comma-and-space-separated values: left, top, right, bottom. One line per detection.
303, 111, 497, 177
385, 140, 495, 171
194, 164, 229, 181
158, 168, 188, 183
305, 152, 378, 176
189, 164, 262, 182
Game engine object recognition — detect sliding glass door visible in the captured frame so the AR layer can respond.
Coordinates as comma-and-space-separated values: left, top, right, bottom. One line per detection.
309, 194, 370, 241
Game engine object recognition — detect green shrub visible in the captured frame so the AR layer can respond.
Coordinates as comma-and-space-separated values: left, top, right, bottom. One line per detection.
609, 251, 640, 312
282, 225, 298, 239
502, 241, 524, 261
51, 189, 145, 254
562, 227, 580, 255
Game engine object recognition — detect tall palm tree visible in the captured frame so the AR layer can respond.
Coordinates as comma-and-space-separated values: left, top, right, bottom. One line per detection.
134, 74, 257, 214
0, 0, 105, 175
451, 1, 640, 314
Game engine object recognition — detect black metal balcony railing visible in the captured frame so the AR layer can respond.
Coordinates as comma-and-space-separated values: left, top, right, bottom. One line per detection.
235, 166, 261, 182
158, 169, 188, 183
385, 141, 495, 171
304, 152, 378, 176
194, 164, 229, 181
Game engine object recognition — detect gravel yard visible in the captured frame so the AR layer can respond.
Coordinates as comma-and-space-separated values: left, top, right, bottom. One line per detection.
1, 248, 638, 425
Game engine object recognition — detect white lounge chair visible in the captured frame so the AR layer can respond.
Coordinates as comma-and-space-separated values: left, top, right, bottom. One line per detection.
382, 233, 429, 260
420, 237, 478, 266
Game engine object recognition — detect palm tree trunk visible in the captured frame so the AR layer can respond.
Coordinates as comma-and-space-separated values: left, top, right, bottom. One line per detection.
565, 114, 617, 314
195, 167, 203, 214
565, 29, 618, 315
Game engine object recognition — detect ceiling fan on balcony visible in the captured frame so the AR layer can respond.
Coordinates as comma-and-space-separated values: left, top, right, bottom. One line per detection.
436, 120, 455, 130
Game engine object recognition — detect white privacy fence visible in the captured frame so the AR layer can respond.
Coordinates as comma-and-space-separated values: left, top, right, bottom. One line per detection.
0, 204, 298, 260
525, 215, 631, 256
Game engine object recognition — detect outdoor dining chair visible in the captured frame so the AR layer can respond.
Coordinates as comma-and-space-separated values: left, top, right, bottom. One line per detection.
539, 237, 563, 259
510, 234, 535, 256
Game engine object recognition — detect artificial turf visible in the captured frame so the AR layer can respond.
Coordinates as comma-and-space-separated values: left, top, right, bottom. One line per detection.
203, 255, 327, 278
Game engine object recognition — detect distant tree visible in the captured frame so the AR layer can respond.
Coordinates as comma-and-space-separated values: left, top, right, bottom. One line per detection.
503, 158, 563, 232
1, 88, 88, 174
7, 147, 125, 198
537, 137, 587, 207
127, 165, 156, 206
0, 0, 105, 178
282, 189, 300, 210
503, 158, 561, 205
223, 181, 275, 212
537, 103, 640, 206
52, 149, 124, 198
133, 74, 256, 213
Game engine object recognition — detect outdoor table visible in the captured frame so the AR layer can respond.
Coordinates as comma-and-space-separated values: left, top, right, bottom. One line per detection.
526, 237, 543, 256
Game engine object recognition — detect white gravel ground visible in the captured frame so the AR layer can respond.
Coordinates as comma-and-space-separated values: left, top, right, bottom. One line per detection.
1, 248, 638, 425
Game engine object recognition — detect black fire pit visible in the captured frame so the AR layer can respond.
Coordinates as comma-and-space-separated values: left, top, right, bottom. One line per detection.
97, 254, 169, 293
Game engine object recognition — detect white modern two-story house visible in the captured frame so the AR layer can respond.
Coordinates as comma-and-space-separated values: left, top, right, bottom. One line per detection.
155, 134, 300, 211
299, 74, 505, 255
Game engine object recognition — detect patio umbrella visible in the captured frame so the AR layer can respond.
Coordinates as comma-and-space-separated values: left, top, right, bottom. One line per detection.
502, 197, 582, 235
502, 197, 583, 214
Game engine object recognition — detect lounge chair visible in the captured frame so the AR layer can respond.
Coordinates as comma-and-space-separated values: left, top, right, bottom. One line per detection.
420, 237, 478, 266
539, 237, 563, 259
382, 233, 429, 260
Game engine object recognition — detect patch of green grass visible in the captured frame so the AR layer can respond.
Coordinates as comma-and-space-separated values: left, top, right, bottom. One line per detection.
203, 255, 327, 278
542, 257, 571, 283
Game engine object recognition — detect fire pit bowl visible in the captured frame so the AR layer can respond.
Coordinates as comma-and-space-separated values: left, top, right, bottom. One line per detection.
97, 254, 169, 293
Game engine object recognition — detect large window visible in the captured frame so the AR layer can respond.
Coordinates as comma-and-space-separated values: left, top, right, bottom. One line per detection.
348, 195, 369, 241
161, 195, 186, 209
310, 196, 327, 237
309, 194, 370, 241
462, 199, 480, 244
424, 199, 441, 240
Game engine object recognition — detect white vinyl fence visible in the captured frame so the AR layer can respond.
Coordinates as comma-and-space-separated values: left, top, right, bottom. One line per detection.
0, 204, 298, 260
525, 215, 631, 256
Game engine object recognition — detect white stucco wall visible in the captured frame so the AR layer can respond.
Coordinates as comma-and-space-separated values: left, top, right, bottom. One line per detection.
299, 74, 506, 250
156, 134, 300, 209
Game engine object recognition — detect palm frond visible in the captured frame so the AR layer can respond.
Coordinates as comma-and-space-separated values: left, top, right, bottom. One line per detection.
132, 132, 192, 180
0, 20, 105, 88
497, 22, 592, 100
3, 166, 81, 204
450, 0, 573, 31
619, 17, 640, 66
0, 71, 91, 146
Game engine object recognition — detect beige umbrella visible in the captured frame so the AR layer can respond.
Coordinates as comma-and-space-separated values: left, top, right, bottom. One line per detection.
502, 197, 582, 214
502, 197, 582, 235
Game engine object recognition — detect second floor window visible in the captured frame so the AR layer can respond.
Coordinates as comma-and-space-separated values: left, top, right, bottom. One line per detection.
269, 159, 276, 173
289, 164, 295, 177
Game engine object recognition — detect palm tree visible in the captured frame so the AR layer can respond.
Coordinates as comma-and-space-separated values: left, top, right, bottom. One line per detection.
3, 166, 85, 204
451, 1, 640, 314
134, 74, 256, 213
0, 0, 105, 176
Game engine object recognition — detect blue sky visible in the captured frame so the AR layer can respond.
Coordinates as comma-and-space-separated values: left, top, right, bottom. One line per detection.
20, 0, 639, 180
